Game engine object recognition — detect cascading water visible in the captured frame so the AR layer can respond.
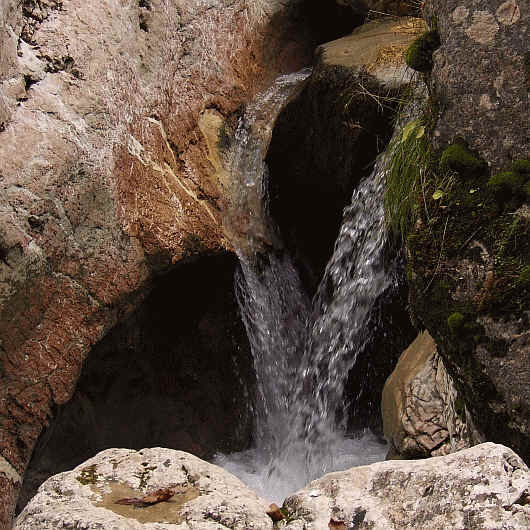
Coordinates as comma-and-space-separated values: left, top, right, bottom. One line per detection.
215, 70, 390, 502
269, 155, 393, 487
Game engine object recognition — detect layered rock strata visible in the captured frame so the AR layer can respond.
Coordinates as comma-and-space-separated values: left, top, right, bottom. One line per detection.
382, 331, 482, 458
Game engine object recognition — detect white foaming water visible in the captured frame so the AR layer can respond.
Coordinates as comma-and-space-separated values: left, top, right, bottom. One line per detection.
214, 70, 390, 503
215, 430, 386, 503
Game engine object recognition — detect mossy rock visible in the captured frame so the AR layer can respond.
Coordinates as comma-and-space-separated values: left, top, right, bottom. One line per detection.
439, 143, 486, 177
488, 171, 525, 203
512, 158, 530, 177
447, 312, 465, 334
404, 30, 440, 73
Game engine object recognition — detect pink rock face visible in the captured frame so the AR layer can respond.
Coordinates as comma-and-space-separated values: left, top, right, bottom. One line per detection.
0, 0, 314, 526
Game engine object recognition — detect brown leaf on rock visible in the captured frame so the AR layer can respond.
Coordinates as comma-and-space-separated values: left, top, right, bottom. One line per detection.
115, 487, 176, 507
266, 503, 285, 522
329, 518, 347, 530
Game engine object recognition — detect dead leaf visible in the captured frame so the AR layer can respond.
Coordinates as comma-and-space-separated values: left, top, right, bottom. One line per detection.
329, 518, 347, 530
115, 487, 176, 508
267, 503, 285, 522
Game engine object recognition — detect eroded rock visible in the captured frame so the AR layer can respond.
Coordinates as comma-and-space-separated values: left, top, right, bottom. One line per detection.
15, 447, 274, 529
0, 0, 317, 525
382, 331, 481, 458
283, 443, 530, 529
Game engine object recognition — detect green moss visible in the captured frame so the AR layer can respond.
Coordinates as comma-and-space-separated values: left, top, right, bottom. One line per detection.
404, 140, 529, 457
488, 171, 525, 207
447, 312, 465, 334
439, 143, 486, 177
488, 171, 524, 193
404, 30, 440, 73
512, 158, 530, 177
518, 265, 530, 286
384, 121, 440, 240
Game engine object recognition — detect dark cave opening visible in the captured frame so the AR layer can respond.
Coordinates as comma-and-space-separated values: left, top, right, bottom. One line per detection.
302, 0, 366, 44
18, 253, 254, 513
266, 67, 396, 296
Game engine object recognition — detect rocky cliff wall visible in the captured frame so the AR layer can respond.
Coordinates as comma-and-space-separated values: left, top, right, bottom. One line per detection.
0, 0, 320, 525
400, 0, 529, 461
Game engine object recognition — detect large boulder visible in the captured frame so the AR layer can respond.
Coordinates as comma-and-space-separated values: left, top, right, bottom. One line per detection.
405, 0, 529, 462
382, 330, 481, 458
15, 447, 273, 529
283, 443, 530, 529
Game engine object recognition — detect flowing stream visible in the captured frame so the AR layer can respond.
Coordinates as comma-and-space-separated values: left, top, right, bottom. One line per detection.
214, 70, 390, 502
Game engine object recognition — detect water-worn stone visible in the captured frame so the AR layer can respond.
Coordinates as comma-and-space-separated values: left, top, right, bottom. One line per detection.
382, 331, 481, 458
15, 447, 273, 529
283, 443, 530, 529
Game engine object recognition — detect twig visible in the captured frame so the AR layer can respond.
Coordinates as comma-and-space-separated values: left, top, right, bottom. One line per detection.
420, 165, 431, 225
457, 227, 481, 252
423, 215, 450, 293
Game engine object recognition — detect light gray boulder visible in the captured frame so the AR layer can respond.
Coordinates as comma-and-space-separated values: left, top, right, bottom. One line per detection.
283, 443, 530, 529
15, 447, 273, 530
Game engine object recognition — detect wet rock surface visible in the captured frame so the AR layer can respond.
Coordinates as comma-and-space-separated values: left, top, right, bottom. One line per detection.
15, 447, 274, 529
283, 443, 530, 529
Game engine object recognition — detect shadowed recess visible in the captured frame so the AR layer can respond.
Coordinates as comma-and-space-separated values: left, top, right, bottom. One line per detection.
17, 254, 254, 513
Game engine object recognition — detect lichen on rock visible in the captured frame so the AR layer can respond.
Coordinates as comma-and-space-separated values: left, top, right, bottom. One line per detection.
15, 448, 274, 529
282, 443, 530, 529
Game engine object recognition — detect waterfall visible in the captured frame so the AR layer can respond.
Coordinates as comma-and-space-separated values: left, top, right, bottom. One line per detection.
271, 155, 393, 486
214, 70, 389, 502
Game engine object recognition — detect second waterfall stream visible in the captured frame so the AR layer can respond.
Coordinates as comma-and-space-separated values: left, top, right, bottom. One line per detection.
214, 70, 390, 502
